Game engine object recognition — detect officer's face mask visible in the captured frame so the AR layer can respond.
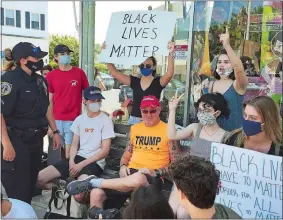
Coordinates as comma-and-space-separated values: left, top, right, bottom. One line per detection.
59, 55, 71, 65
25, 59, 44, 72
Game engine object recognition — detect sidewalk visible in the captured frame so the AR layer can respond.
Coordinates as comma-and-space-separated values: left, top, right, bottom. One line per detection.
32, 190, 51, 218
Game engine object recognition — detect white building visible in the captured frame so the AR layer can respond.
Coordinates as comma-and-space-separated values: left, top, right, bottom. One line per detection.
1, 1, 49, 65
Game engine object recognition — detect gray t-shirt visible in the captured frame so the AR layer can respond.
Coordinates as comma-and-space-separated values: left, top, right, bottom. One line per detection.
71, 112, 115, 169
213, 203, 241, 219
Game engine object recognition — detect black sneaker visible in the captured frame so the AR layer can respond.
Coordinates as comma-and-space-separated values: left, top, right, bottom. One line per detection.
66, 175, 96, 195
88, 207, 120, 219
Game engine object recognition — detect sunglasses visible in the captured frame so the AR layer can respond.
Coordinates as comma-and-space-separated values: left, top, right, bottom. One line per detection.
139, 64, 152, 69
141, 109, 158, 114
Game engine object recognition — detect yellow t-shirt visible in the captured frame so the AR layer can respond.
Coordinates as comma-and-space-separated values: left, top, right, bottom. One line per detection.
128, 121, 170, 170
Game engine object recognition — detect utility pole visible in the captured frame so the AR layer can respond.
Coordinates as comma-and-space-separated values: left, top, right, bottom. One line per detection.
80, 1, 95, 86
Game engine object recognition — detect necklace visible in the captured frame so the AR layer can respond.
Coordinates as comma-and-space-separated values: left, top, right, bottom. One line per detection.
203, 127, 220, 136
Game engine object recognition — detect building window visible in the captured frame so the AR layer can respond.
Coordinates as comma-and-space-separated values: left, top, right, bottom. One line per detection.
31, 13, 40, 30
5, 9, 15, 26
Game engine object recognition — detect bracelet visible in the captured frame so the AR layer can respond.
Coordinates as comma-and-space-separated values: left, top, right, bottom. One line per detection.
53, 130, 60, 135
120, 164, 126, 168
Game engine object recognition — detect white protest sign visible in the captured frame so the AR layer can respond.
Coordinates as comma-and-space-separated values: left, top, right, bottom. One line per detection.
211, 143, 282, 219
98, 10, 178, 66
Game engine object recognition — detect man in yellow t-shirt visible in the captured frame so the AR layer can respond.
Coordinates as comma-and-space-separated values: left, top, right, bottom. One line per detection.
66, 95, 180, 218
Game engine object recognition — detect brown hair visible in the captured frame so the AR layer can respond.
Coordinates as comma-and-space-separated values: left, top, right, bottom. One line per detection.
227, 96, 282, 147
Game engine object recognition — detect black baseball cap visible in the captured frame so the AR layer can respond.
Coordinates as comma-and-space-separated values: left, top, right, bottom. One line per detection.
54, 44, 74, 54
84, 86, 105, 100
12, 42, 48, 62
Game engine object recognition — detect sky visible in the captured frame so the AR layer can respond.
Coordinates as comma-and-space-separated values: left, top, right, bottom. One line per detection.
48, 1, 165, 44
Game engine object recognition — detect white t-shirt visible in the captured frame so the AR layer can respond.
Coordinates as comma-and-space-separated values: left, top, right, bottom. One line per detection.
2, 198, 38, 219
71, 112, 115, 169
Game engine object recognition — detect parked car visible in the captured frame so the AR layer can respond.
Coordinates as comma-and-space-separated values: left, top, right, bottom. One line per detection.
100, 72, 114, 90
119, 85, 133, 103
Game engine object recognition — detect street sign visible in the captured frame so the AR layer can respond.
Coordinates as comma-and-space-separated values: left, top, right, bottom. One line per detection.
173, 45, 188, 60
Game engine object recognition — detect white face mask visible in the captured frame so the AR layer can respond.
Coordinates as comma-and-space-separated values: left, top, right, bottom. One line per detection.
216, 68, 233, 76
88, 102, 101, 112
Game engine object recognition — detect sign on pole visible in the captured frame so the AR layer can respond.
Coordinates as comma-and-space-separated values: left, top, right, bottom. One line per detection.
98, 10, 177, 66
173, 45, 188, 60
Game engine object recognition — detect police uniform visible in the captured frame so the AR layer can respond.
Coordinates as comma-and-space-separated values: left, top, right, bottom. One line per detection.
1, 42, 50, 204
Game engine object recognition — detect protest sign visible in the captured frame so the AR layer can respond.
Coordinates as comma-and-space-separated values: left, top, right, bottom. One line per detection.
211, 143, 282, 219
173, 45, 188, 60
98, 10, 177, 66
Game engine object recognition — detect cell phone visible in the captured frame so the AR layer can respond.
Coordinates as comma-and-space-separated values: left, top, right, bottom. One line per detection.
2, 160, 15, 171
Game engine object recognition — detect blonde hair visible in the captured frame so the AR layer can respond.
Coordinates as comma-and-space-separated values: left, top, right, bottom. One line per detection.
226, 96, 282, 147
3, 61, 16, 71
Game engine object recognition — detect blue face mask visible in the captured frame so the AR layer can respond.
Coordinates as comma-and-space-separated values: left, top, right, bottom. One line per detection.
59, 55, 71, 65
140, 68, 153, 76
242, 118, 263, 136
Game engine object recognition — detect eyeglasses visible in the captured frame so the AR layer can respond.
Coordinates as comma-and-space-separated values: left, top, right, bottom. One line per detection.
197, 108, 213, 113
139, 64, 152, 69
141, 109, 158, 114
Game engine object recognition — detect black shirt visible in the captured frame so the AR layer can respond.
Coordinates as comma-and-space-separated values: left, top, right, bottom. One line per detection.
130, 75, 165, 118
1, 67, 49, 129
224, 131, 283, 156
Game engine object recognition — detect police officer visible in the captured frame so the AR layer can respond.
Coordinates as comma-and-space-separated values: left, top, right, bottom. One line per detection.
1, 42, 60, 204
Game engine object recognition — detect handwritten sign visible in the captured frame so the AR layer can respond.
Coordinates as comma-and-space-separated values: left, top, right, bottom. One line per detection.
98, 10, 177, 66
211, 143, 282, 219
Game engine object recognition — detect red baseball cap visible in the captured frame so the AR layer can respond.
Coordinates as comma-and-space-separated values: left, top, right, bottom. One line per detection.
140, 95, 160, 109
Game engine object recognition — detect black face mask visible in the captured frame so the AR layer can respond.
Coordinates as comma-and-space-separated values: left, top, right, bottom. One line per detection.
25, 59, 44, 72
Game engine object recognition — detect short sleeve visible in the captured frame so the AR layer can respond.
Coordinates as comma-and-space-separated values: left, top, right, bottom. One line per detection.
130, 75, 139, 89
45, 72, 54, 93
70, 116, 81, 135
81, 69, 89, 90
102, 118, 115, 140
1, 75, 18, 116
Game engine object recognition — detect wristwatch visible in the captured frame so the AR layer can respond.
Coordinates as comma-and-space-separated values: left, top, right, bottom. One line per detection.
53, 130, 60, 135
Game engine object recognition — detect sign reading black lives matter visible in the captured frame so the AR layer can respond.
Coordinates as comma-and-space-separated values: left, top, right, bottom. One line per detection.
98, 10, 177, 65
211, 143, 282, 219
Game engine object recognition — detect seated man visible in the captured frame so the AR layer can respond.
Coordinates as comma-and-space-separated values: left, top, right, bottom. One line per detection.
169, 155, 241, 219
66, 95, 180, 219
37, 86, 115, 204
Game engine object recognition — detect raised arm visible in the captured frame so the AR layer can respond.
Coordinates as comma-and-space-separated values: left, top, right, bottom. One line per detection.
107, 63, 131, 86
221, 26, 248, 94
167, 92, 194, 140
160, 42, 175, 87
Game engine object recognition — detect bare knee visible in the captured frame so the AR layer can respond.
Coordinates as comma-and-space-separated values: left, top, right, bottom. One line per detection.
90, 189, 106, 208
37, 165, 61, 189
129, 173, 148, 188
73, 193, 87, 204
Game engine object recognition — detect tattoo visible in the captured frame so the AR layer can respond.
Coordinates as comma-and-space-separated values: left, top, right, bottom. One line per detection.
127, 143, 133, 153
120, 135, 133, 167
169, 141, 181, 162
156, 167, 169, 177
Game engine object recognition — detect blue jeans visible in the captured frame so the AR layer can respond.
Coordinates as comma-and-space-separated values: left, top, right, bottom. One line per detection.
55, 120, 74, 147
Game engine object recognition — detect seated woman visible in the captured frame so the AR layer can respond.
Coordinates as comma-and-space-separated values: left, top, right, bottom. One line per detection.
223, 96, 282, 156
167, 92, 230, 218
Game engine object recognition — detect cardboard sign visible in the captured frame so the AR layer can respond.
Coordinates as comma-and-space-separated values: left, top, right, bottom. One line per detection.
173, 45, 188, 60
98, 10, 177, 65
211, 143, 282, 219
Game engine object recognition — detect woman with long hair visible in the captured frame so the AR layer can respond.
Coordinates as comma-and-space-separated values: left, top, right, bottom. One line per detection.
102, 41, 175, 125
224, 96, 282, 156
203, 27, 248, 131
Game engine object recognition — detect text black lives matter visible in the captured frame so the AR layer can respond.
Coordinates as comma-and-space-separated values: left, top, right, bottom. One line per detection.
110, 13, 160, 58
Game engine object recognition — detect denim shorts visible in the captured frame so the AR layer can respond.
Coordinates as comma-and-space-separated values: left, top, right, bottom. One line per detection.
55, 120, 74, 146
128, 116, 142, 125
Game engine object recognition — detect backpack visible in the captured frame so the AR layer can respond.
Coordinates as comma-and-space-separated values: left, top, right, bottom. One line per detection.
43, 186, 87, 219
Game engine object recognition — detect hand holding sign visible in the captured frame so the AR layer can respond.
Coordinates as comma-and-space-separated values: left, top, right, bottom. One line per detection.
98, 10, 177, 66
220, 26, 230, 49
169, 90, 185, 111
168, 41, 175, 54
